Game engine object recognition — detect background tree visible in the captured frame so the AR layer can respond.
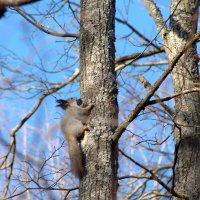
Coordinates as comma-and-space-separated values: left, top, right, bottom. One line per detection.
0, 0, 199, 199
143, 0, 200, 199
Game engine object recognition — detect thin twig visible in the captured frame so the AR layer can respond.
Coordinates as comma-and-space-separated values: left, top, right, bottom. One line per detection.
147, 88, 200, 106
15, 7, 79, 38
119, 149, 188, 199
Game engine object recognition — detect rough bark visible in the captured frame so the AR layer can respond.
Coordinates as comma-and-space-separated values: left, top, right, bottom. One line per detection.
164, 1, 200, 199
79, 0, 118, 199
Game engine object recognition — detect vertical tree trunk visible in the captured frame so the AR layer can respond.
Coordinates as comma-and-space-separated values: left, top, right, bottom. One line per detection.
165, 1, 200, 199
79, 0, 118, 199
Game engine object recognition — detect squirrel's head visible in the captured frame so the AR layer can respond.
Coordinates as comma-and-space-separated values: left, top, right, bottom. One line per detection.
56, 98, 83, 110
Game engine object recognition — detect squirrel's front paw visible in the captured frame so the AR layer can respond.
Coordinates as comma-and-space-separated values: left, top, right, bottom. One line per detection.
83, 125, 90, 132
88, 104, 94, 111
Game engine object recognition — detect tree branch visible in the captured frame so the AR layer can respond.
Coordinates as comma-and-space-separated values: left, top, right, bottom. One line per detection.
137, 75, 174, 116
15, 7, 79, 38
9, 68, 79, 138
143, 0, 167, 38
0, 0, 40, 18
0, 0, 40, 6
115, 48, 164, 64
0, 69, 80, 196
112, 32, 200, 142
147, 88, 200, 106
116, 17, 161, 50
119, 149, 188, 199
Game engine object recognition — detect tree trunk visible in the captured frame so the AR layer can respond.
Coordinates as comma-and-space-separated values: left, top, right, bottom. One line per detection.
79, 0, 118, 199
164, 1, 200, 199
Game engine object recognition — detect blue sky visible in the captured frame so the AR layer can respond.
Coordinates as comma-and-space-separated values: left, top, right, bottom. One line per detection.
0, 0, 197, 198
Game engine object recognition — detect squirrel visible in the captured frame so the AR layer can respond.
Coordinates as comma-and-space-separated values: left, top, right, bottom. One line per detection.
57, 98, 94, 179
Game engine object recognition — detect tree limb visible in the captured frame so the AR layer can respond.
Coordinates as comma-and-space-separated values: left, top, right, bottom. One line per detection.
0, 0, 40, 18
112, 32, 200, 142
119, 149, 188, 199
15, 7, 79, 38
0, 0, 40, 6
137, 75, 174, 116
143, 0, 167, 38
115, 48, 165, 65
147, 88, 200, 106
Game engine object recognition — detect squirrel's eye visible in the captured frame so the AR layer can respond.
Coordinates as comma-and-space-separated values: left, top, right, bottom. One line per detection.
76, 99, 83, 106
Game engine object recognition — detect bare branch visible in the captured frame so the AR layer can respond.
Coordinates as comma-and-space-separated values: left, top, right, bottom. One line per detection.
6, 186, 78, 200
116, 17, 161, 50
15, 8, 79, 38
3, 135, 16, 197
147, 88, 200, 106
115, 48, 165, 65
0, 69, 80, 196
119, 149, 188, 199
143, 0, 167, 38
9, 68, 79, 138
0, 0, 40, 6
137, 75, 174, 116
112, 32, 200, 142
119, 164, 172, 180
131, 61, 168, 67
0, 0, 40, 18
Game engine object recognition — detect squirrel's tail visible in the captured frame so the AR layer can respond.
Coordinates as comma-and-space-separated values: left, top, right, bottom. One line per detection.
68, 136, 84, 179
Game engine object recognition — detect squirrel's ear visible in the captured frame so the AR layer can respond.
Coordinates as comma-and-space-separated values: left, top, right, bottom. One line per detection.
56, 99, 68, 109
0, 7, 7, 19
76, 98, 83, 106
